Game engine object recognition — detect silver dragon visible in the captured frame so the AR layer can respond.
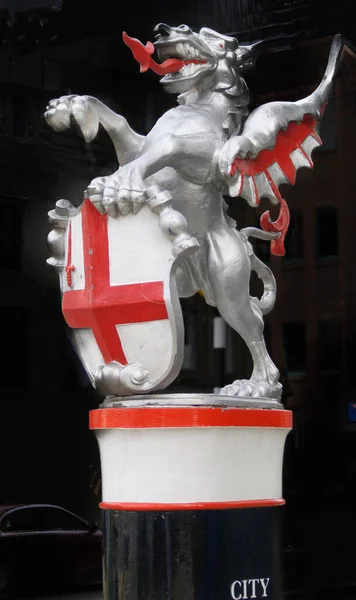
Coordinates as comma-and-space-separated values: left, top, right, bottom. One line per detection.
44, 24, 343, 400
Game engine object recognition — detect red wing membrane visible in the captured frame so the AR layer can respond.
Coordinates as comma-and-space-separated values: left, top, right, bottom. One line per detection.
230, 115, 322, 256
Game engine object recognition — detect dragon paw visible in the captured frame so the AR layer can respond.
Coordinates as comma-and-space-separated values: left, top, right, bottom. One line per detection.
218, 136, 258, 177
220, 378, 282, 400
87, 165, 146, 217
44, 94, 99, 143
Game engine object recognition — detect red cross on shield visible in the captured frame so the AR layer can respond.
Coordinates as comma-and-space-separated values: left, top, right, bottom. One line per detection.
60, 199, 185, 392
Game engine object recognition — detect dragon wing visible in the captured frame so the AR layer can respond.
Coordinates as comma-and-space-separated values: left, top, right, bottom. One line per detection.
218, 34, 343, 256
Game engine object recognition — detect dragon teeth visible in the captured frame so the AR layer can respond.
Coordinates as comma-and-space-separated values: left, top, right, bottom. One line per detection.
174, 42, 201, 59
175, 43, 185, 55
181, 63, 196, 75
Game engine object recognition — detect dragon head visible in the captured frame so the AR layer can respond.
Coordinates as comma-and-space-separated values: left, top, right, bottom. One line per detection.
154, 23, 237, 94
123, 24, 260, 96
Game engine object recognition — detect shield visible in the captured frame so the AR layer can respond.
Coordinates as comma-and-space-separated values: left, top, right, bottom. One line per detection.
50, 190, 199, 396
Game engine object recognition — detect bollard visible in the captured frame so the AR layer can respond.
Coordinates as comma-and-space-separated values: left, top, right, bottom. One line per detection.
90, 396, 292, 600
44, 20, 340, 600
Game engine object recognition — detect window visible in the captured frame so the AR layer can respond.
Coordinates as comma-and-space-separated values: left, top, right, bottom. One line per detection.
283, 322, 306, 375
1, 508, 42, 533
0, 92, 5, 134
225, 324, 235, 374
7, 0, 63, 8
2, 307, 28, 390
264, 322, 272, 356
254, 238, 270, 263
284, 210, 304, 262
319, 97, 337, 152
316, 207, 338, 259
0, 195, 24, 270
12, 95, 28, 138
182, 311, 196, 371
41, 508, 86, 531
253, 215, 270, 263
317, 318, 342, 372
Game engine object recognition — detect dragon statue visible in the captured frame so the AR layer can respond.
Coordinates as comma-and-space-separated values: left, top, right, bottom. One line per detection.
45, 24, 342, 400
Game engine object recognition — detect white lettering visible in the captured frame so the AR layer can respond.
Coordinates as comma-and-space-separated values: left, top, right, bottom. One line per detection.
231, 581, 242, 600
231, 577, 271, 598
248, 579, 259, 599
242, 580, 248, 599
260, 578, 270, 597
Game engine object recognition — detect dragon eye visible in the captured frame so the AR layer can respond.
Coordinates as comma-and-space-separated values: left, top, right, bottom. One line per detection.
178, 24, 190, 32
210, 39, 225, 49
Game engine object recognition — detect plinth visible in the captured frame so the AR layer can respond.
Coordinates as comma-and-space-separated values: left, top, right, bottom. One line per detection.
90, 395, 292, 600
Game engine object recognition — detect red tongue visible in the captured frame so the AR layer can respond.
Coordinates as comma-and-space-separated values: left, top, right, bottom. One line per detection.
122, 32, 206, 76
123, 31, 183, 75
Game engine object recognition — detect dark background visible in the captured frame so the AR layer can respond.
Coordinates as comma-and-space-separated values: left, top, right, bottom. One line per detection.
1, 0, 356, 597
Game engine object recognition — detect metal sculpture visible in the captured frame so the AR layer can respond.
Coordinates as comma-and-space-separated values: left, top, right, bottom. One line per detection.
46, 25, 342, 400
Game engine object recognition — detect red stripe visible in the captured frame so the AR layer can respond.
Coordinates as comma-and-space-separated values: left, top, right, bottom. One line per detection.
297, 143, 314, 167
89, 407, 292, 430
99, 499, 285, 511
251, 176, 260, 205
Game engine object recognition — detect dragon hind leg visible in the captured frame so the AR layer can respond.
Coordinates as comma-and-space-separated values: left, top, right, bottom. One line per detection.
219, 301, 282, 400
206, 228, 282, 400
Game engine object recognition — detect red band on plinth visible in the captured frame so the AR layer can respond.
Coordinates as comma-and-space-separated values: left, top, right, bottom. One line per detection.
89, 407, 292, 430
99, 499, 286, 511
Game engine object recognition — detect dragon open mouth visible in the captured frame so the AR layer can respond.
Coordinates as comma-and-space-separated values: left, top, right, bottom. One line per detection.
123, 32, 209, 77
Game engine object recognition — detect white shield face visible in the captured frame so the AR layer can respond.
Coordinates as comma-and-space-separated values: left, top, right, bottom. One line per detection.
59, 199, 196, 396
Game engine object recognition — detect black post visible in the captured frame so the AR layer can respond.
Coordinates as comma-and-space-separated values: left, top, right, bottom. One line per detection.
90, 398, 292, 600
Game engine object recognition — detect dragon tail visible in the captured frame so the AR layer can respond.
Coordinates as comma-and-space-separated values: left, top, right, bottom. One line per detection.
241, 227, 277, 315
250, 253, 276, 315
